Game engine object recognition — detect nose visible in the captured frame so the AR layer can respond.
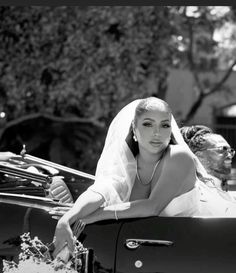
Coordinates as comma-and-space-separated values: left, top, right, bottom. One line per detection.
153, 126, 159, 136
226, 151, 233, 158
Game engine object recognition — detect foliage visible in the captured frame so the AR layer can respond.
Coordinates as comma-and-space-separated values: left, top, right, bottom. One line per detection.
0, 6, 177, 171
168, 6, 236, 123
1, 6, 236, 168
3, 232, 87, 273
0, 6, 176, 121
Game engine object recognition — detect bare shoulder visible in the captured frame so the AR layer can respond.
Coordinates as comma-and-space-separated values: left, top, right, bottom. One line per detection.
169, 144, 193, 156
167, 144, 195, 166
162, 144, 196, 192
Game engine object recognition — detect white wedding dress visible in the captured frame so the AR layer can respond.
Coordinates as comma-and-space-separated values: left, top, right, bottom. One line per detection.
159, 185, 200, 217
159, 179, 236, 217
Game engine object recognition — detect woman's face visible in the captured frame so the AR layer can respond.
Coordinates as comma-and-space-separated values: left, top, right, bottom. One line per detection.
133, 109, 171, 155
199, 134, 234, 176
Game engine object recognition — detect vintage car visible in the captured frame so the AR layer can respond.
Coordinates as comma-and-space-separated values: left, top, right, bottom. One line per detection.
1, 155, 236, 273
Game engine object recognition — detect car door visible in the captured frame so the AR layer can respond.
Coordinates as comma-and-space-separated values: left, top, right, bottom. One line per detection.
0, 193, 121, 273
0, 193, 59, 272
115, 216, 236, 273
81, 220, 123, 273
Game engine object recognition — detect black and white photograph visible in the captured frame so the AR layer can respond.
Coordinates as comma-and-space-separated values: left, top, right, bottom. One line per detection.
1, 6, 236, 273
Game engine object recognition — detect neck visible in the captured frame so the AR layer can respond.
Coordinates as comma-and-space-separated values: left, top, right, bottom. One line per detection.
138, 148, 164, 164
208, 174, 222, 187
209, 169, 229, 184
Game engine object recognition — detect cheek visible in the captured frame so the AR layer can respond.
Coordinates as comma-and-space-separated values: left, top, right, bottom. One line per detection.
162, 129, 171, 142
206, 153, 220, 168
137, 130, 149, 140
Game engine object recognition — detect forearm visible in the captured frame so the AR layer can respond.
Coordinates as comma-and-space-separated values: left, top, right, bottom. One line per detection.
60, 190, 104, 225
83, 199, 156, 224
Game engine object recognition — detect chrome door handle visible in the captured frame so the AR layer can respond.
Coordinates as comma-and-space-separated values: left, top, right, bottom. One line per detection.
125, 238, 174, 250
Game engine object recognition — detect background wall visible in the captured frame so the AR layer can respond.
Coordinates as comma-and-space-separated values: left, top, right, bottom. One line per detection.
166, 69, 236, 125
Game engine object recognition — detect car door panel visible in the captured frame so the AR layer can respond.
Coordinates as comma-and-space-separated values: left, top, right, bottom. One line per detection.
2, 198, 236, 273
0, 203, 57, 257
81, 220, 122, 273
0, 199, 121, 273
116, 217, 236, 273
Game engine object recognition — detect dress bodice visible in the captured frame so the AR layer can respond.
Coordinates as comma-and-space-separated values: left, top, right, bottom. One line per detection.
159, 186, 200, 217
159, 180, 236, 217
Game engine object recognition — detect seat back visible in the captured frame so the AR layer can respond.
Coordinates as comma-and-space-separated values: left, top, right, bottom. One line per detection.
49, 176, 74, 204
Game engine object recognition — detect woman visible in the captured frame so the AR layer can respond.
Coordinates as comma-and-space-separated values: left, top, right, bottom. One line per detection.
52, 97, 202, 257
181, 125, 236, 212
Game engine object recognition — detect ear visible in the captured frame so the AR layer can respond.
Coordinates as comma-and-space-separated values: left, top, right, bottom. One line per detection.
195, 151, 204, 159
195, 151, 210, 168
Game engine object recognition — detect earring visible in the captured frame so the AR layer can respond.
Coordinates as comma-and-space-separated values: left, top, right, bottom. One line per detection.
133, 135, 137, 142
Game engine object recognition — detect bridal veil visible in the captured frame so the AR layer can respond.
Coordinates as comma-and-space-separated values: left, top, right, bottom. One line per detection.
88, 98, 208, 206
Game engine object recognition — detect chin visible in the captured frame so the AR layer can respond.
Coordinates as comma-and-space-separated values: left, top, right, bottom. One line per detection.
149, 146, 165, 154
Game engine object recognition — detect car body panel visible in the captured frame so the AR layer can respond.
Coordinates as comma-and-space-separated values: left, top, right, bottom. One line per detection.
0, 195, 119, 273
81, 221, 122, 273
116, 217, 236, 273
1, 196, 236, 273
0, 198, 58, 261
1, 156, 236, 273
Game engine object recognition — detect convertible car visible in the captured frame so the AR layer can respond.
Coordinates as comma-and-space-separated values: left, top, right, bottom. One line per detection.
1, 155, 236, 273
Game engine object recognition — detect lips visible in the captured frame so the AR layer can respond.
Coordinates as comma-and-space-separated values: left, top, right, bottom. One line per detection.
150, 140, 162, 147
224, 159, 232, 165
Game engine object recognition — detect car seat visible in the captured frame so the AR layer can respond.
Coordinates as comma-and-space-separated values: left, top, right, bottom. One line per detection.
49, 176, 74, 204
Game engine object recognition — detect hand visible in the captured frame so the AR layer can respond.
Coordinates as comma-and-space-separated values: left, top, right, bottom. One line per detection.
49, 206, 72, 220
53, 218, 75, 259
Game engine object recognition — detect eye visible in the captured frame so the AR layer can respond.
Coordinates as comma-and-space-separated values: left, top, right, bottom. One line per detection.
142, 122, 153, 127
162, 123, 171, 128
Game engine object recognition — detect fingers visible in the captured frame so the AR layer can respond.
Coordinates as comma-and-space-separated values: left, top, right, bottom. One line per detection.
72, 219, 86, 238
55, 244, 71, 263
52, 223, 75, 259
52, 218, 85, 261
65, 237, 75, 254
53, 239, 74, 259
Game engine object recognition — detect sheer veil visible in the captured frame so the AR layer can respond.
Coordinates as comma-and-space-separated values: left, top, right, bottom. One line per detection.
88, 98, 208, 206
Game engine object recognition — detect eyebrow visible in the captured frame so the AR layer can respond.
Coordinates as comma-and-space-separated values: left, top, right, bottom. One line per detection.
143, 118, 170, 122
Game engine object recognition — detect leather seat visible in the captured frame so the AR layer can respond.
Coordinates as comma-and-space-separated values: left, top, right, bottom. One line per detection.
49, 176, 74, 204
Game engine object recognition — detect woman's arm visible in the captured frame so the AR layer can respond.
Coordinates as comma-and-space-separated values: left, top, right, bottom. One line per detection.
148, 145, 196, 214
53, 190, 104, 256
81, 199, 156, 224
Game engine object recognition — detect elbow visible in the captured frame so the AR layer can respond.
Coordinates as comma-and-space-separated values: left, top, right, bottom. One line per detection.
147, 199, 165, 216
151, 206, 162, 216
142, 200, 159, 217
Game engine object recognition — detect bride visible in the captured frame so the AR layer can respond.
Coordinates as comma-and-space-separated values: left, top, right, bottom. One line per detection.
51, 97, 205, 256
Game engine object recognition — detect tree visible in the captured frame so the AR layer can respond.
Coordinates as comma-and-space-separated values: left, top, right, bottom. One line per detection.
0, 6, 177, 172
169, 6, 236, 123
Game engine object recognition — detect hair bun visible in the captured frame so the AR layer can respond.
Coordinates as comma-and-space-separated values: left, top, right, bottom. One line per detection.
180, 125, 212, 153
180, 126, 195, 144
